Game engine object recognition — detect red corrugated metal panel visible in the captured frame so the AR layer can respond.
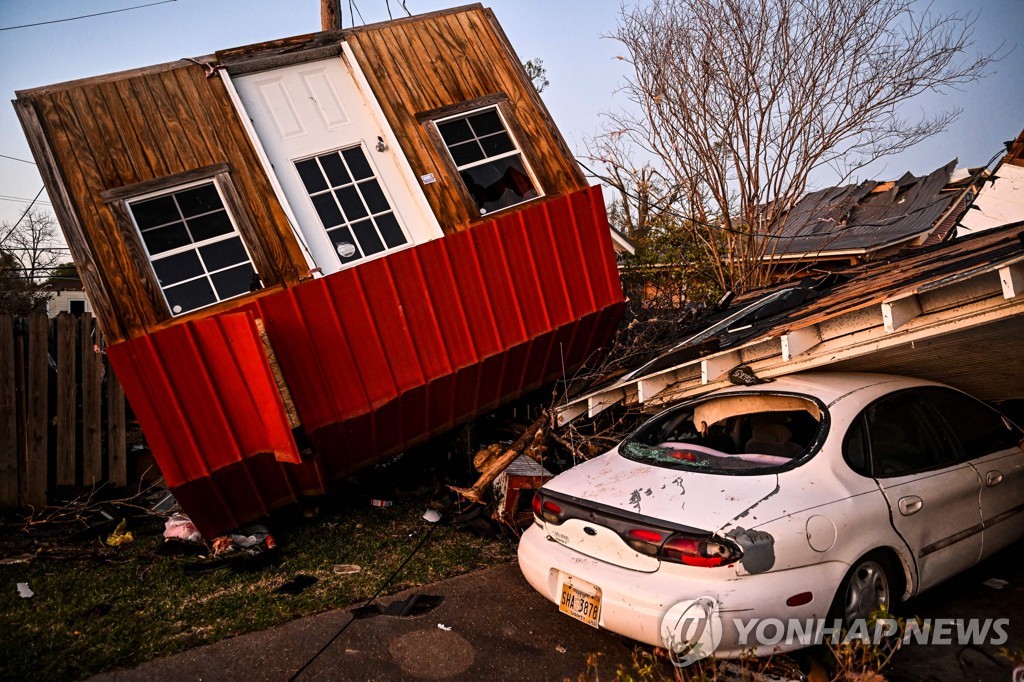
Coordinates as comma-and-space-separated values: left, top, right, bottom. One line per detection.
108, 186, 623, 537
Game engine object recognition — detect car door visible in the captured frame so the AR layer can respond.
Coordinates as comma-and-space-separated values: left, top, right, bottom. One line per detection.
863, 390, 984, 592
919, 387, 1024, 559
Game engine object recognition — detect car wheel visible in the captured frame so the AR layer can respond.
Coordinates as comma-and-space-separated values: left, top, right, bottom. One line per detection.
832, 553, 893, 625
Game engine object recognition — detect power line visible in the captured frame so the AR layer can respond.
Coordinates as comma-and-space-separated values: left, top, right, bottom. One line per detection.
0, 195, 53, 206
1, 187, 45, 243
0, 0, 177, 31
0, 153, 35, 165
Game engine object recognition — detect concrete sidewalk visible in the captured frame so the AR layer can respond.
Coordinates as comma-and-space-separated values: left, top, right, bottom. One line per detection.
90, 541, 1024, 681
91, 563, 637, 681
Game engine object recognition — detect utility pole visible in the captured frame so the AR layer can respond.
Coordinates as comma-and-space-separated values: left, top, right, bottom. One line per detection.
321, 0, 342, 30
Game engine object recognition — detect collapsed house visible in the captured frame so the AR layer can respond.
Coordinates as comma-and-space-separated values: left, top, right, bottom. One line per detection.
959, 128, 1024, 235
14, 5, 624, 536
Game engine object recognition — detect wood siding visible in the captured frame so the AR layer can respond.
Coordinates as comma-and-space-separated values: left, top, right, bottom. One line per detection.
345, 6, 588, 233
16, 66, 308, 344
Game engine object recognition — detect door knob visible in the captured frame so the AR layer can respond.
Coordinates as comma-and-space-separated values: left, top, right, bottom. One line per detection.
898, 496, 923, 515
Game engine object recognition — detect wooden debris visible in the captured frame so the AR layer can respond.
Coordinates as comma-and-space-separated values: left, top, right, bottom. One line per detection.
450, 412, 550, 504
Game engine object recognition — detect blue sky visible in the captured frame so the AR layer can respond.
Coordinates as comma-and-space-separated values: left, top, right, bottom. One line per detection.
1, 0, 1021, 231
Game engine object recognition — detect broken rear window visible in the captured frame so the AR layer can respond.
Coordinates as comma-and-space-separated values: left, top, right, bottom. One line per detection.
620, 393, 828, 474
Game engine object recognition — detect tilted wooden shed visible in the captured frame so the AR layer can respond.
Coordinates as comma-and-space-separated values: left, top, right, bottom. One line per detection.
15, 4, 623, 536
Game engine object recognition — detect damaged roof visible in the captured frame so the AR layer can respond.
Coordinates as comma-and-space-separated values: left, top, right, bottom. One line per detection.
765, 160, 961, 258
560, 220, 1024, 423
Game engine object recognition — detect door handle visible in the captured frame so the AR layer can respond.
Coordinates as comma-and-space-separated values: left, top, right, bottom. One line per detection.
986, 471, 1004, 487
898, 496, 923, 516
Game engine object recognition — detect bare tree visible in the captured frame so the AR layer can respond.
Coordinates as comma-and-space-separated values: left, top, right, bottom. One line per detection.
599, 0, 997, 293
1, 207, 63, 281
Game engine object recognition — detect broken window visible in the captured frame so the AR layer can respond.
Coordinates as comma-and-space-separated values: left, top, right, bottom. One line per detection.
294, 145, 409, 266
434, 106, 540, 215
620, 393, 826, 473
127, 180, 261, 316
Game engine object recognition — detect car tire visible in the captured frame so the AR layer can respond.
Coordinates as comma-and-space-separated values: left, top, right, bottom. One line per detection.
829, 552, 895, 626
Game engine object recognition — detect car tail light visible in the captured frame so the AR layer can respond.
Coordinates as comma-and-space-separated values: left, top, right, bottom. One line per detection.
659, 534, 742, 567
532, 493, 563, 524
625, 528, 665, 555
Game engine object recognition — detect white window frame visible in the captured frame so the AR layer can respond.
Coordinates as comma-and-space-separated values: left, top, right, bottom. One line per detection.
433, 104, 543, 216
126, 177, 262, 317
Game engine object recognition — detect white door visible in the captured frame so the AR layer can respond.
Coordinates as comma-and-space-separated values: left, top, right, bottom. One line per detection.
234, 56, 437, 273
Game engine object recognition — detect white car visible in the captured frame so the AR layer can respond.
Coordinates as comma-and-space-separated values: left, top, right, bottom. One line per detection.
518, 373, 1024, 659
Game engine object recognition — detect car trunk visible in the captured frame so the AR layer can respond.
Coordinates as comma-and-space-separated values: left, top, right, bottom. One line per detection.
539, 448, 780, 571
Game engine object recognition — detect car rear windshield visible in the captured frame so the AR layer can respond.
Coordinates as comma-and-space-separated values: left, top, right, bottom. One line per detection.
620, 393, 827, 473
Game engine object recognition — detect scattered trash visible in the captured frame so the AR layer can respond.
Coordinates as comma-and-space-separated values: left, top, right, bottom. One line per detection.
106, 518, 134, 547
230, 525, 272, 549
370, 499, 393, 508
212, 536, 235, 556
333, 564, 362, 575
164, 513, 202, 543
422, 509, 442, 524
151, 492, 178, 514
555, 644, 566, 654
983, 578, 1008, 590
275, 574, 318, 596
16, 582, 34, 599
0, 554, 33, 565
437, 623, 452, 631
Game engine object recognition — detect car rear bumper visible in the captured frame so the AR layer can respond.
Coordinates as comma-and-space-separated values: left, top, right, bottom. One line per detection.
517, 523, 849, 659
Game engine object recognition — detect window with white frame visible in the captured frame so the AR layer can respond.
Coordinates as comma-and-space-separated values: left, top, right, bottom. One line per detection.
294, 146, 409, 266
435, 106, 539, 215
128, 181, 261, 316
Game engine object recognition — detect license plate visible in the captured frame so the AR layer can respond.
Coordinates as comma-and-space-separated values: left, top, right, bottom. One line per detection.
559, 576, 602, 628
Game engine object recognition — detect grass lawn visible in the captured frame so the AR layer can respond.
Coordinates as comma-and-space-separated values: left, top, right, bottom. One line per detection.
0, 486, 517, 680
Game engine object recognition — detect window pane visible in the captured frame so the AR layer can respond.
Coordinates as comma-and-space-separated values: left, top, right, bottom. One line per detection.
460, 156, 538, 214
187, 211, 233, 242
296, 159, 328, 194
320, 153, 351, 187
359, 179, 390, 215
312, 193, 344, 228
467, 109, 503, 136
142, 222, 191, 254
199, 237, 248, 272
866, 392, 959, 476
175, 184, 222, 217
131, 195, 179, 229
479, 132, 515, 157
327, 226, 362, 265
351, 219, 384, 256
843, 417, 870, 476
375, 212, 407, 249
449, 141, 485, 167
342, 147, 373, 181
152, 251, 204, 286
920, 388, 1022, 458
437, 118, 474, 145
211, 263, 259, 300
336, 186, 367, 221
164, 277, 217, 315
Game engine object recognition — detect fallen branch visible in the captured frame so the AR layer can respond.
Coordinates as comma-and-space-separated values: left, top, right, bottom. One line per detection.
450, 412, 550, 504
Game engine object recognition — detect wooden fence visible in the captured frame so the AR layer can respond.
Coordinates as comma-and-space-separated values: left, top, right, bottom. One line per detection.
0, 311, 127, 509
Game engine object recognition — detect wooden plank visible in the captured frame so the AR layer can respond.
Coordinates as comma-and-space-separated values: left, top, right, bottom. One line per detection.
13, 98, 123, 343
24, 312, 48, 507
80, 314, 102, 485
39, 91, 156, 337
107, 363, 127, 487
0, 316, 17, 507
14, 330, 27, 505
104, 79, 165, 180
55, 313, 77, 486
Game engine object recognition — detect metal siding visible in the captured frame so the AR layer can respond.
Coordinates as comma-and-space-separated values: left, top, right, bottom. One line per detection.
107, 186, 623, 537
